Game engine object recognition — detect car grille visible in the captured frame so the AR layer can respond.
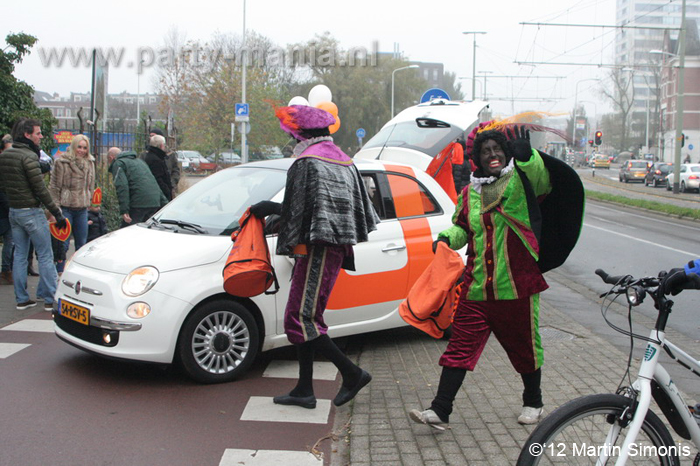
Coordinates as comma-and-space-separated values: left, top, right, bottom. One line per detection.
54, 313, 120, 347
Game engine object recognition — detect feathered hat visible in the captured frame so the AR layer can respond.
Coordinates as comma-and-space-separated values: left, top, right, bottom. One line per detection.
275, 105, 336, 140
466, 111, 571, 171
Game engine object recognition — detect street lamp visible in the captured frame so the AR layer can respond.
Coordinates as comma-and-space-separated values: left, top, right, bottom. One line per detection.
572, 78, 600, 150
463, 32, 487, 101
241, 0, 248, 164
391, 65, 419, 118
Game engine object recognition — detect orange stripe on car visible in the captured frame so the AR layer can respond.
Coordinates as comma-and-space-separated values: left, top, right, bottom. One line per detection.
327, 164, 435, 309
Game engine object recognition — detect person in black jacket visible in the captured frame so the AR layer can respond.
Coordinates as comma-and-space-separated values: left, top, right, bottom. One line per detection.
86, 205, 108, 242
144, 135, 173, 201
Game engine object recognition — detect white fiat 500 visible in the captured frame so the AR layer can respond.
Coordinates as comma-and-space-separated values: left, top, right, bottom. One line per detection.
53, 158, 457, 383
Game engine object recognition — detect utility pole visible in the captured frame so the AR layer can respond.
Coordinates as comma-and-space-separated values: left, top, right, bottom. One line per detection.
672, 0, 687, 194
463, 32, 486, 101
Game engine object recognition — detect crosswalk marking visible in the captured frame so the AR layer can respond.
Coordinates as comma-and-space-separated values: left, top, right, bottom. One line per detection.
262, 360, 337, 381
240, 396, 331, 424
0, 343, 31, 358
1, 319, 54, 333
219, 448, 322, 465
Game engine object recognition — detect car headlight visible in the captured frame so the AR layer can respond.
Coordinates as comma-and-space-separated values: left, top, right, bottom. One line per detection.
122, 266, 159, 297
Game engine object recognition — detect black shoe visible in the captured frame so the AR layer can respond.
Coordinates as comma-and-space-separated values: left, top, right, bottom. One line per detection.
334, 370, 372, 407
273, 394, 317, 409
27, 266, 39, 277
16, 300, 37, 310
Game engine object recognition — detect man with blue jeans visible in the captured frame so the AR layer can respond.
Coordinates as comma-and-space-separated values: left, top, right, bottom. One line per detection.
0, 118, 67, 310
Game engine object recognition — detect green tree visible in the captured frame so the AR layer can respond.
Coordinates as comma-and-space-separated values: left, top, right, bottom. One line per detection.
288, 33, 427, 152
0, 33, 56, 150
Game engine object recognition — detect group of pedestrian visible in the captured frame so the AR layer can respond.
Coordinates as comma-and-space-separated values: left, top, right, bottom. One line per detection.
0, 117, 179, 311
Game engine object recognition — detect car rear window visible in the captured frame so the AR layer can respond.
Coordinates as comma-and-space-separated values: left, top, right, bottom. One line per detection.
691, 166, 700, 173
629, 161, 647, 169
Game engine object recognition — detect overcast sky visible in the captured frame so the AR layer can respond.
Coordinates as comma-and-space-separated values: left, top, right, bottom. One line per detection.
4, 0, 617, 118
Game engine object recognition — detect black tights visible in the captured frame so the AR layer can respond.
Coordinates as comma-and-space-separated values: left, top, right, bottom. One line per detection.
288, 334, 362, 397
429, 367, 543, 422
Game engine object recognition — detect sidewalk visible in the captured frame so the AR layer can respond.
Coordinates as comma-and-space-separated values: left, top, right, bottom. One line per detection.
332, 277, 697, 465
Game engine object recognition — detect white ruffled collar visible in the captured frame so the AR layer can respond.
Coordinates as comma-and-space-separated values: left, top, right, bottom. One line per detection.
469, 158, 515, 194
293, 136, 333, 157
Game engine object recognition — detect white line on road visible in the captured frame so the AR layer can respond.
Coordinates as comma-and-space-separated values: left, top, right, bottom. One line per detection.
585, 223, 698, 256
220, 449, 322, 465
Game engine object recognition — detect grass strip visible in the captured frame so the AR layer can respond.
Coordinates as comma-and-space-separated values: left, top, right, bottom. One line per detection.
586, 189, 700, 220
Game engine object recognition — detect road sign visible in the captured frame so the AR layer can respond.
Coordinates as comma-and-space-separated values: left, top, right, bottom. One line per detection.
239, 121, 251, 135
235, 103, 249, 122
420, 88, 450, 103
356, 128, 366, 139
689, 144, 694, 150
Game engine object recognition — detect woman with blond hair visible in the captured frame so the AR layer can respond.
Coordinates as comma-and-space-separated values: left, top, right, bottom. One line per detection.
49, 134, 95, 270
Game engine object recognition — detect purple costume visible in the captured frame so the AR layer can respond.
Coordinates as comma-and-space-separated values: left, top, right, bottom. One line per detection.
274, 106, 378, 345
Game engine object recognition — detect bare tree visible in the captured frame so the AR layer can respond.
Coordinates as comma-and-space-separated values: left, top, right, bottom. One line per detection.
600, 68, 635, 152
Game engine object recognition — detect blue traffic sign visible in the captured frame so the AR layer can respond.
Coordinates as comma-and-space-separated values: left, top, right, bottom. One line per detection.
356, 128, 366, 139
420, 88, 451, 103
235, 103, 249, 117
689, 144, 694, 150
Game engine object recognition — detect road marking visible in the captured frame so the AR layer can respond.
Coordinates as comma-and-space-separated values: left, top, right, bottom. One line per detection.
263, 360, 337, 380
0, 343, 31, 358
593, 204, 700, 231
585, 223, 698, 256
1, 320, 54, 333
240, 396, 331, 424
219, 448, 322, 465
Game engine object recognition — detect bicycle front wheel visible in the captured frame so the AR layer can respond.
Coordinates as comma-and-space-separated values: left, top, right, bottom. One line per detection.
517, 393, 680, 465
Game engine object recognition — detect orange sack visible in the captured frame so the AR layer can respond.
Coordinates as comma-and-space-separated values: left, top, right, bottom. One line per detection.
399, 241, 464, 339
223, 208, 279, 297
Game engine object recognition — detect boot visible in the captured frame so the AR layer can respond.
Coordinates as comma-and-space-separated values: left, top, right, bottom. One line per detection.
0, 270, 11, 285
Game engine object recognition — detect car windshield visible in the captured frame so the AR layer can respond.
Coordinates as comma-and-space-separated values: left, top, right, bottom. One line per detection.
629, 161, 648, 169
152, 166, 287, 236
362, 121, 464, 157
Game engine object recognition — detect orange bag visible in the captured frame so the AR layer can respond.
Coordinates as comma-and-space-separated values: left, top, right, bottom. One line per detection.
223, 208, 279, 297
399, 241, 463, 339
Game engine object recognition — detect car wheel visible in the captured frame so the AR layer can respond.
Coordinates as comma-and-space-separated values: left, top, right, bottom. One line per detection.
666, 182, 672, 191
624, 175, 629, 183
652, 178, 658, 188
681, 181, 687, 193
177, 299, 260, 384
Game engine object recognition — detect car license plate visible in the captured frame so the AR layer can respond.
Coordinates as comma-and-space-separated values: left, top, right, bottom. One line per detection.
59, 299, 90, 326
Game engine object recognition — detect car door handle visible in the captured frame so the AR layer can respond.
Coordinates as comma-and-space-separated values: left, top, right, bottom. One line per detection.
382, 244, 406, 253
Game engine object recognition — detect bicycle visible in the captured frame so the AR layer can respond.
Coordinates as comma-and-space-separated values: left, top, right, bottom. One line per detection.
517, 268, 700, 465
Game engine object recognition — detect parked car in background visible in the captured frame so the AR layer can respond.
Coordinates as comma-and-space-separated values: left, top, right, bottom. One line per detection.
250, 146, 284, 161
176, 150, 217, 173
209, 151, 241, 166
592, 154, 611, 169
666, 163, 700, 192
644, 162, 673, 187
52, 158, 460, 384
619, 159, 650, 183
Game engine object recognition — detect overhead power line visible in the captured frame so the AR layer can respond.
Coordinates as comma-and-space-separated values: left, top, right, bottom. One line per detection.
520, 22, 681, 31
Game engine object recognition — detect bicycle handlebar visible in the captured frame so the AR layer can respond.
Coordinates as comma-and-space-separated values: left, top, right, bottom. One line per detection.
595, 269, 636, 286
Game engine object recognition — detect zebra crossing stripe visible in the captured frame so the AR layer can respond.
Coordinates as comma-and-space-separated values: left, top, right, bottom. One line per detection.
219, 448, 322, 465
1, 320, 55, 333
0, 343, 31, 358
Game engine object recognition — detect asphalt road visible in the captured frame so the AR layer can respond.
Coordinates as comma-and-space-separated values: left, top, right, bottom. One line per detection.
0, 169, 697, 465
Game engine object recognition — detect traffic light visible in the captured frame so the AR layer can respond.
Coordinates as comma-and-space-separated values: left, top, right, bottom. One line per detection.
588, 139, 594, 147
594, 131, 603, 146
681, 133, 685, 148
